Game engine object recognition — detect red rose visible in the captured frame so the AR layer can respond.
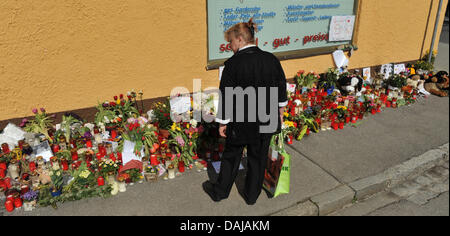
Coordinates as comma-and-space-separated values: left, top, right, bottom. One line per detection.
114, 96, 118, 100
120, 94, 124, 99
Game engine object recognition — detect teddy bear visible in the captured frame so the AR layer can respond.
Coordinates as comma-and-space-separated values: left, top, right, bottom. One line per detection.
337, 74, 366, 96
424, 71, 449, 97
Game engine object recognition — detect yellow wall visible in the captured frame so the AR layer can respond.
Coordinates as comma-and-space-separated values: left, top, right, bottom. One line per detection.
0, 0, 448, 121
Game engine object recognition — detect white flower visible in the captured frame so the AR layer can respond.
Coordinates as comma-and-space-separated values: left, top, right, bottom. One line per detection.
294, 99, 302, 106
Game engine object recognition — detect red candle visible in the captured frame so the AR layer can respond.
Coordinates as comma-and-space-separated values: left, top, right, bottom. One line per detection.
1, 143, 10, 153
345, 117, 351, 124
306, 128, 310, 135
0, 162, 6, 170
287, 136, 294, 145
14, 198, 22, 208
109, 153, 116, 162
386, 101, 391, 108
0, 169, 5, 178
71, 152, 79, 161
21, 185, 30, 195
111, 130, 117, 139
178, 161, 185, 173
29, 161, 36, 172
150, 154, 158, 166
351, 116, 357, 123
52, 144, 60, 154
332, 122, 338, 130
5, 200, 14, 212
96, 152, 103, 161
339, 122, 344, 129
371, 109, 377, 115
97, 176, 105, 186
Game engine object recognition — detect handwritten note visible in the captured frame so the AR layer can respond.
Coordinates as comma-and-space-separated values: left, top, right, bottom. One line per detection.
329, 15, 356, 42
170, 96, 191, 114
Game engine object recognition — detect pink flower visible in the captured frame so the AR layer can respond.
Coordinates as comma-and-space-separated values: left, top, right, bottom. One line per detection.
32, 108, 38, 114
40, 108, 46, 113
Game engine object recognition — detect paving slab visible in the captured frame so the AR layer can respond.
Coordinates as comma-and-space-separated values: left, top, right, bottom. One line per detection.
289, 96, 449, 184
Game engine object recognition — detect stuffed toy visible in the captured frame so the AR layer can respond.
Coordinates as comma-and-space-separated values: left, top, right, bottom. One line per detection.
424, 71, 449, 97
337, 74, 366, 96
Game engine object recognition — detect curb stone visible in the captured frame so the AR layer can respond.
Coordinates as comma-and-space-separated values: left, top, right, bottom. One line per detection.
271, 200, 318, 216
310, 185, 355, 216
273, 143, 449, 216
348, 145, 448, 201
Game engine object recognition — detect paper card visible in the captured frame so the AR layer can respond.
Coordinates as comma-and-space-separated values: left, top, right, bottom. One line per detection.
394, 64, 406, 75
219, 66, 225, 81
211, 161, 244, 174
33, 140, 53, 162
332, 50, 349, 68
121, 140, 144, 165
363, 67, 371, 83
287, 83, 296, 93
381, 64, 393, 79
170, 96, 191, 114
329, 15, 356, 42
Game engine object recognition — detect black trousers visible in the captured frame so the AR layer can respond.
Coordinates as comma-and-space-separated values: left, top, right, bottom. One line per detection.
213, 135, 272, 203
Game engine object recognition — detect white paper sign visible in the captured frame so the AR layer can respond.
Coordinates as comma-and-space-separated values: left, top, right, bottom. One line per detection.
287, 83, 296, 93
332, 50, 349, 68
394, 64, 406, 75
363, 67, 371, 84
33, 141, 53, 162
170, 96, 191, 114
121, 140, 144, 165
381, 64, 393, 79
329, 15, 356, 42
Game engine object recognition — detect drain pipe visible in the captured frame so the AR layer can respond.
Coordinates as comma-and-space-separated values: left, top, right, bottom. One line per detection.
428, 0, 444, 63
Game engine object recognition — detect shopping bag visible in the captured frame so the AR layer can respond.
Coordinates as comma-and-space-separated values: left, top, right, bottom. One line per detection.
263, 134, 291, 198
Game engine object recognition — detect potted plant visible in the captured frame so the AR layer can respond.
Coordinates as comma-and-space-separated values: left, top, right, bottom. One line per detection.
320, 68, 339, 95
144, 165, 159, 182
49, 169, 64, 197
22, 189, 38, 211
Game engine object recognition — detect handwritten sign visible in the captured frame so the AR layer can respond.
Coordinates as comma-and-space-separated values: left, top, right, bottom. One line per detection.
394, 64, 406, 75
329, 15, 356, 41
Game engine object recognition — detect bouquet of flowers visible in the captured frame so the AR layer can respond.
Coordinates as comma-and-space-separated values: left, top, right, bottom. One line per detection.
295, 70, 320, 90
23, 190, 38, 202
152, 99, 173, 130
23, 108, 55, 143
168, 122, 198, 168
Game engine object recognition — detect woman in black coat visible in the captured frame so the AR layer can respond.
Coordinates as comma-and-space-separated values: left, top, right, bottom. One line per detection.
203, 19, 288, 205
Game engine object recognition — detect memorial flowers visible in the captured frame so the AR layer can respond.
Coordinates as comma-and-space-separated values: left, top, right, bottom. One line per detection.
23, 108, 54, 143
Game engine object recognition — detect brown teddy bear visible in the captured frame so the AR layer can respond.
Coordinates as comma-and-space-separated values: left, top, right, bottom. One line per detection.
424, 71, 449, 97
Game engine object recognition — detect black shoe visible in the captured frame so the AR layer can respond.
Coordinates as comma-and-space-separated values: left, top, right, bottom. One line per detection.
243, 194, 257, 205
202, 181, 223, 202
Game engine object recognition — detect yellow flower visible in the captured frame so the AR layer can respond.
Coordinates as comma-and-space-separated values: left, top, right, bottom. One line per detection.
284, 112, 289, 117
116, 99, 121, 105
337, 106, 347, 111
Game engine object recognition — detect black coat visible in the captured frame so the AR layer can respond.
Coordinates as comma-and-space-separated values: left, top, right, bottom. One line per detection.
216, 46, 288, 145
